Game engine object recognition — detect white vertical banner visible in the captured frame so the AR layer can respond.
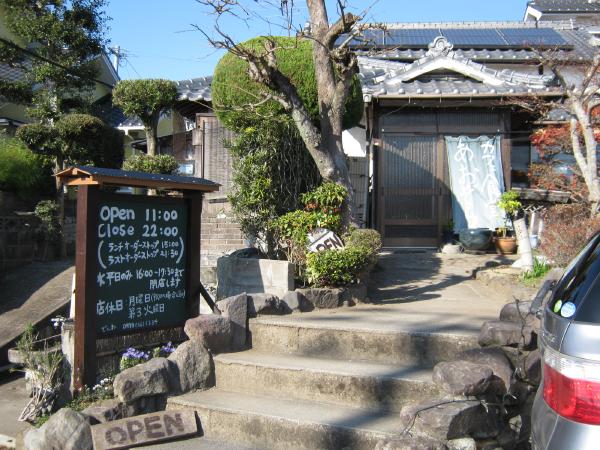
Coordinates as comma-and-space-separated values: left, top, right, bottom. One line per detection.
445, 136, 505, 232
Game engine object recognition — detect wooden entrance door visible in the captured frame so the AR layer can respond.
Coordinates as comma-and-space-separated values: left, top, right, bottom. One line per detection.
379, 134, 441, 247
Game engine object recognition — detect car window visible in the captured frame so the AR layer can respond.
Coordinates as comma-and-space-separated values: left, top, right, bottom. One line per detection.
550, 234, 600, 320
575, 276, 600, 324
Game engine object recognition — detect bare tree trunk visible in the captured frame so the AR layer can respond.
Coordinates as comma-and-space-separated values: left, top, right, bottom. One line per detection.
144, 125, 158, 157
571, 101, 600, 215
305, 0, 358, 227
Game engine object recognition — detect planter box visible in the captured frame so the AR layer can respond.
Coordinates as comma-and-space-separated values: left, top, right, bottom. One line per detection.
217, 255, 294, 299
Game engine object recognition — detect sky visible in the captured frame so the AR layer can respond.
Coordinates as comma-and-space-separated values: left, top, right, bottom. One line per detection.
106, 0, 529, 81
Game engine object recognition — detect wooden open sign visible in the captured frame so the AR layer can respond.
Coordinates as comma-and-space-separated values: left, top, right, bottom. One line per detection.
307, 228, 345, 253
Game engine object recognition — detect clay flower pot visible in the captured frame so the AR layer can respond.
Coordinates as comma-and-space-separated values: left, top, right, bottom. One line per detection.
494, 236, 518, 254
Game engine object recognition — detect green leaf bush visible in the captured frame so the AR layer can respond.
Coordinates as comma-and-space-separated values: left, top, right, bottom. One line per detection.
212, 36, 363, 131
122, 154, 179, 174
0, 135, 50, 194
344, 228, 382, 264
306, 245, 373, 287
227, 123, 320, 256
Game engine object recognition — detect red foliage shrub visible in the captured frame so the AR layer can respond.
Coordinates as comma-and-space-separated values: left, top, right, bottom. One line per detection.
541, 204, 600, 267
529, 162, 588, 203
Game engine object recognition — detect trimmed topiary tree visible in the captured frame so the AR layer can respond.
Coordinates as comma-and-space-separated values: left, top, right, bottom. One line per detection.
112, 79, 178, 157
123, 154, 179, 174
17, 113, 124, 172
212, 36, 363, 132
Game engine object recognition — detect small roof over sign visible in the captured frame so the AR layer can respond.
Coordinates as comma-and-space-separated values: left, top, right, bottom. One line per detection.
55, 166, 220, 192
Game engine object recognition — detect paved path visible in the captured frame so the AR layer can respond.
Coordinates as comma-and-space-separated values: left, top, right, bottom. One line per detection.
0, 259, 74, 365
259, 250, 516, 336
0, 373, 30, 440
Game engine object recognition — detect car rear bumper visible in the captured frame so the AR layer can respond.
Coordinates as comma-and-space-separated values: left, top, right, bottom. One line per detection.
532, 389, 600, 450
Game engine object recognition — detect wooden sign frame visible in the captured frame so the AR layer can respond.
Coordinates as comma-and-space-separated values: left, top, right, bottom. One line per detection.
73, 186, 203, 389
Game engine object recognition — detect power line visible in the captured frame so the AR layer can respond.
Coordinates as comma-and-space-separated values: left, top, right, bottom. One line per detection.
0, 36, 115, 88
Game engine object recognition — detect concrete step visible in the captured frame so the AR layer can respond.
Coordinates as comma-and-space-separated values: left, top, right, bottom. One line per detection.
134, 436, 264, 450
214, 351, 442, 412
167, 388, 403, 450
249, 319, 479, 368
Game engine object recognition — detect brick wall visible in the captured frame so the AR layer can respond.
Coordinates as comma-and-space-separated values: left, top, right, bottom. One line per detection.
200, 199, 246, 284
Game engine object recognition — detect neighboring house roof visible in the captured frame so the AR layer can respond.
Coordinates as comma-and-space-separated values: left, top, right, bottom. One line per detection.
0, 63, 25, 82
118, 77, 212, 129
175, 77, 212, 102
358, 36, 561, 100
527, 0, 600, 13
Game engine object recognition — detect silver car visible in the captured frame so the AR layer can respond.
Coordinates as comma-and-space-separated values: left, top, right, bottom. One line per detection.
532, 232, 600, 449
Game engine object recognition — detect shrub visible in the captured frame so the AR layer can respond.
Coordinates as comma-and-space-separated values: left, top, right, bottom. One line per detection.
273, 182, 347, 274
122, 153, 179, 174
540, 204, 600, 267
0, 135, 50, 194
212, 36, 363, 132
344, 228, 382, 263
227, 123, 320, 255
306, 246, 372, 287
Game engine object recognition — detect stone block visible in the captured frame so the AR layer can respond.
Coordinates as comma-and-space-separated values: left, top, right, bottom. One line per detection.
399, 399, 502, 441
479, 320, 535, 348
446, 437, 477, 450
457, 347, 514, 391
24, 408, 92, 450
217, 293, 248, 347
432, 361, 493, 396
281, 291, 303, 312
217, 255, 294, 299
374, 437, 447, 450
499, 301, 539, 329
247, 293, 283, 317
296, 288, 343, 309
113, 357, 171, 402
342, 283, 368, 304
184, 314, 232, 353
81, 398, 134, 424
167, 339, 213, 393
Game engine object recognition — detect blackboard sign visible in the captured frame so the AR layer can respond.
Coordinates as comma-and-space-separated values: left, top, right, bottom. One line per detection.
94, 194, 188, 336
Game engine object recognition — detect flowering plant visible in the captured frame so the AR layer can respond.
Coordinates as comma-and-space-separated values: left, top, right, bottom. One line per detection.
119, 347, 150, 371
152, 341, 176, 358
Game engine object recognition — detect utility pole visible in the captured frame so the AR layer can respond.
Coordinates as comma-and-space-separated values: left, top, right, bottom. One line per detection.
110, 46, 121, 75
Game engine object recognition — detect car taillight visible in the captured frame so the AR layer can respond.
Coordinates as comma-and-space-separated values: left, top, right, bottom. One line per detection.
543, 346, 600, 425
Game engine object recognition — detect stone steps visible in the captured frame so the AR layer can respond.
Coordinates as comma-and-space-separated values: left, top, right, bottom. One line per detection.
249, 319, 479, 368
168, 388, 403, 450
214, 350, 442, 412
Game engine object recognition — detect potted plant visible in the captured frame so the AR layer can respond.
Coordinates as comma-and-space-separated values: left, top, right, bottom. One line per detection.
495, 191, 522, 254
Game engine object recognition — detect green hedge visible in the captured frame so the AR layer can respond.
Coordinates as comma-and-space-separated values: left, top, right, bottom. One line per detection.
306, 245, 372, 287
0, 135, 50, 194
212, 36, 363, 131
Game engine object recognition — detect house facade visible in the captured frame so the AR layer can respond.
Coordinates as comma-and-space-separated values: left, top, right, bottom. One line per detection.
351, 21, 596, 246
135, 1, 599, 264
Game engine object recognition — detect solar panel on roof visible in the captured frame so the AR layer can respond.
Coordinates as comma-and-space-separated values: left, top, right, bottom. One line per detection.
442, 29, 507, 47
499, 28, 569, 47
384, 29, 442, 46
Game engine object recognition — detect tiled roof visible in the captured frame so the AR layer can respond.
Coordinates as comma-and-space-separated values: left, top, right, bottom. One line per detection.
528, 0, 600, 13
175, 77, 212, 102
0, 63, 25, 82
359, 56, 560, 99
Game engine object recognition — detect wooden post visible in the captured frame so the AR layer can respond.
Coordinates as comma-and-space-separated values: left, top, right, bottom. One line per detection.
185, 191, 203, 317
73, 185, 99, 391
